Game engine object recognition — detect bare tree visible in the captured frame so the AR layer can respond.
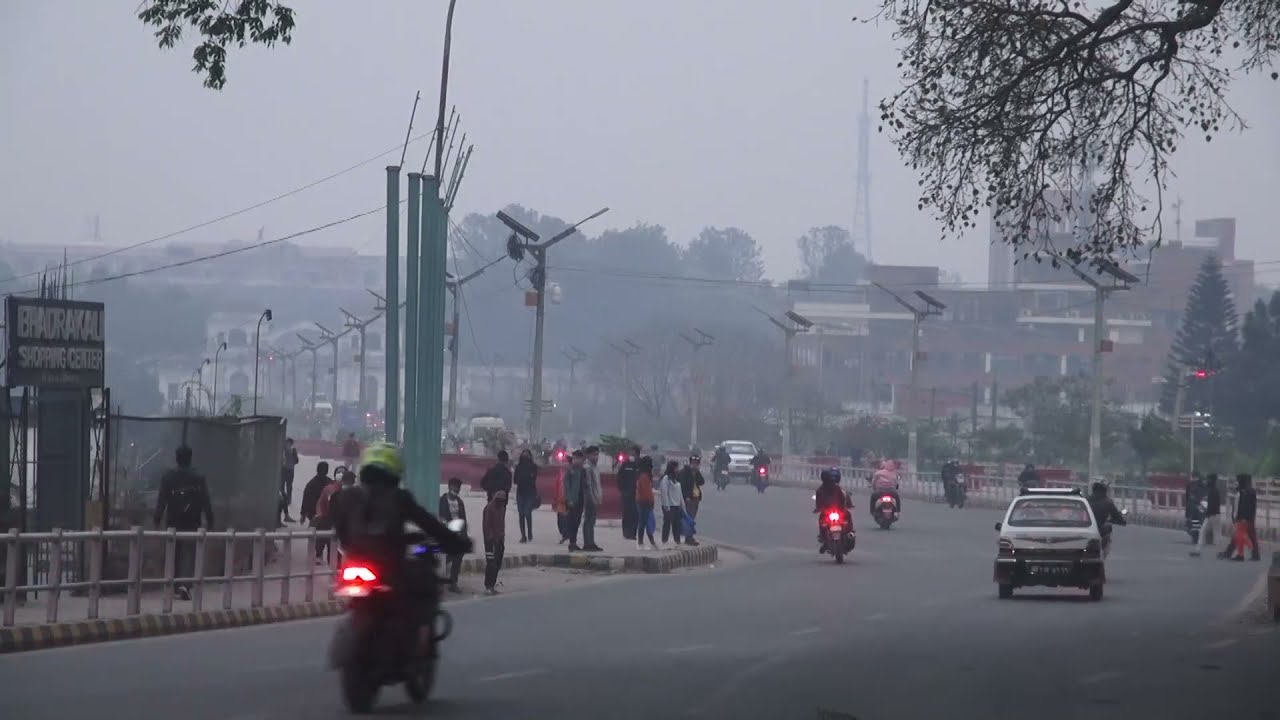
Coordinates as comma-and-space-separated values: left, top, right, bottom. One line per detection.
868, 1, 1279, 263
592, 329, 682, 421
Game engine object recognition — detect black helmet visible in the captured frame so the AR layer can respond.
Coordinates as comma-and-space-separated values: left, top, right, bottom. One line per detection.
1091, 479, 1109, 496
820, 467, 841, 484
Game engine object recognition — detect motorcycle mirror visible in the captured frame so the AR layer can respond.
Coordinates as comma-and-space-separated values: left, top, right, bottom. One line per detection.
447, 519, 466, 533
994, 522, 1002, 531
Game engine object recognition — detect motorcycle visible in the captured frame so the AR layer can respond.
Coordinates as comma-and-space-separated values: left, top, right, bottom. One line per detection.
945, 474, 967, 509
1186, 499, 1207, 543
329, 520, 464, 714
819, 506, 856, 563
1100, 509, 1129, 559
872, 493, 899, 530
714, 467, 730, 491
753, 465, 770, 493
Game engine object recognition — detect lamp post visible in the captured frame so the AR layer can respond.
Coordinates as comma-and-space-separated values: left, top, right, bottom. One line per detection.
562, 346, 587, 430
315, 322, 350, 413
252, 308, 273, 415
296, 334, 321, 410
608, 340, 641, 437
679, 329, 715, 447
445, 258, 500, 425
212, 341, 227, 415
195, 358, 210, 413
341, 307, 385, 413
870, 285, 946, 476
498, 207, 610, 442
752, 306, 813, 456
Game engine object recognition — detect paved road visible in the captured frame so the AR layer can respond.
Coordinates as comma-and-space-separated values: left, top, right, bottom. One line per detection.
2, 485, 1274, 719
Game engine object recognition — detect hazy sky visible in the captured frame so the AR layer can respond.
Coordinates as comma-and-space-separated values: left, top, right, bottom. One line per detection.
3, 1, 1279, 284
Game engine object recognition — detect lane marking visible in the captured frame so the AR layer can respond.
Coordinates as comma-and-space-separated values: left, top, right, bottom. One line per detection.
1078, 671, 1124, 685
475, 669, 546, 683
863, 612, 889, 621
789, 626, 822, 636
1203, 638, 1239, 650
665, 644, 712, 654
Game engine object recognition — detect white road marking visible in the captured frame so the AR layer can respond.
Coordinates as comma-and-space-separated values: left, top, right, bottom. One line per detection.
475, 669, 546, 683
863, 612, 889, 621
1078, 671, 1124, 685
665, 644, 712, 654
1204, 638, 1239, 650
789, 626, 822, 636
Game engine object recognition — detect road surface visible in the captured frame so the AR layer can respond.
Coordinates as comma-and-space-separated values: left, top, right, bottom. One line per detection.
2, 485, 1274, 719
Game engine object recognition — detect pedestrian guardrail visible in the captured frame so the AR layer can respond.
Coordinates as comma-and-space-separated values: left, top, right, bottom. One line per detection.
1, 527, 337, 628
773, 463, 1278, 532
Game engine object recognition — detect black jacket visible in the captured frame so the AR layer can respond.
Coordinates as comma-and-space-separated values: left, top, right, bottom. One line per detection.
513, 460, 539, 498
677, 466, 705, 500
480, 463, 513, 501
335, 483, 471, 575
1088, 494, 1127, 527
815, 482, 850, 512
1017, 469, 1040, 487
616, 460, 639, 498
751, 452, 771, 468
1235, 487, 1257, 522
300, 473, 331, 523
941, 463, 960, 484
154, 466, 215, 530
438, 492, 467, 524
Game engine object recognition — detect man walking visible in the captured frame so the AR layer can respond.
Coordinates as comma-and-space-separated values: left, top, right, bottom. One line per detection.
564, 450, 587, 552
1220, 473, 1261, 561
154, 445, 214, 600
482, 491, 508, 595
279, 437, 299, 523
677, 452, 705, 546
1190, 473, 1221, 557
438, 477, 468, 593
616, 445, 641, 540
581, 446, 604, 552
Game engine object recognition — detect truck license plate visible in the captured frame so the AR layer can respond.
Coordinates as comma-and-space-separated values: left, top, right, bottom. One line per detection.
1029, 564, 1069, 575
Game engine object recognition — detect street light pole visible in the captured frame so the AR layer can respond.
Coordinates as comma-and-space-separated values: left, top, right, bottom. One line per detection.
752, 307, 813, 456
252, 308, 272, 416
341, 307, 385, 414
609, 340, 641, 438
1056, 257, 1136, 481
679, 329, 716, 448
315, 322, 349, 414
296, 334, 321, 411
445, 258, 501, 425
212, 341, 227, 415
497, 207, 610, 443
562, 346, 587, 431
871, 285, 946, 476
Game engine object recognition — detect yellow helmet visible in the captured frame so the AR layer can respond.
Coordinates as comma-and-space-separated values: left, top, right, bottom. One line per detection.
359, 441, 404, 480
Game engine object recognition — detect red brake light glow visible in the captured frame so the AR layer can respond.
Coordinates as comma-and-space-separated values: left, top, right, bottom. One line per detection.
880, 495, 893, 502
341, 566, 377, 583
827, 511, 841, 522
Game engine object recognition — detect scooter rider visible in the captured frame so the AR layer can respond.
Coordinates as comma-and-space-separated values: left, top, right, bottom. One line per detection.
941, 459, 961, 501
870, 459, 902, 518
711, 445, 731, 487
1088, 480, 1127, 552
333, 442, 473, 664
751, 448, 771, 471
814, 467, 853, 548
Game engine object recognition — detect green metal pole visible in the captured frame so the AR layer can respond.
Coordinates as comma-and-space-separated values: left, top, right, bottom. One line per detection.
405, 174, 422, 469
384, 166, 401, 442
413, 176, 447, 502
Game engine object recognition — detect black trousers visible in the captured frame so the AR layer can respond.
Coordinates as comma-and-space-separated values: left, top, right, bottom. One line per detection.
621, 492, 638, 540
661, 507, 683, 543
445, 553, 463, 585
484, 538, 505, 589
567, 505, 584, 545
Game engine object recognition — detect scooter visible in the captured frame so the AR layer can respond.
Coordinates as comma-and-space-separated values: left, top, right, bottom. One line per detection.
872, 493, 899, 530
714, 467, 730, 491
818, 506, 856, 563
945, 474, 967, 509
753, 465, 770, 493
328, 520, 464, 714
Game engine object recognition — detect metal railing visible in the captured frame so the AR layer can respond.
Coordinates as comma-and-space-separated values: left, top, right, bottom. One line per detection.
1, 528, 338, 628
773, 462, 1278, 531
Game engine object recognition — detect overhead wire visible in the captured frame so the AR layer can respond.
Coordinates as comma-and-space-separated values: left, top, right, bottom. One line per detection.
0, 131, 435, 288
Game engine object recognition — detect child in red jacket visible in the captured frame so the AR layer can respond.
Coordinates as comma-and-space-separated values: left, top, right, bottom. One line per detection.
482, 491, 508, 595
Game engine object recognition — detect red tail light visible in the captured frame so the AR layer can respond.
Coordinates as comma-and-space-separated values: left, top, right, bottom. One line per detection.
337, 564, 380, 598
617, 454, 626, 463
998, 538, 1014, 556
758, 467, 768, 475
880, 495, 893, 503
827, 511, 841, 522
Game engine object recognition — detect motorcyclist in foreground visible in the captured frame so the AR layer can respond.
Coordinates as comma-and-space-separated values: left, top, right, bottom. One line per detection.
870, 459, 902, 517
333, 442, 473, 660
814, 467, 854, 549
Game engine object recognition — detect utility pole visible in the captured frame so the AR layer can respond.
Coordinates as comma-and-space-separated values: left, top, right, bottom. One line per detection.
315, 322, 349, 414
384, 165, 401, 442
679, 328, 715, 448
445, 258, 500, 425
1056, 257, 1137, 481
296, 334, 321, 411
871, 284, 946, 476
497, 207, 610, 443
562, 346, 587, 430
752, 306, 813, 457
609, 340, 641, 438
341, 307, 384, 413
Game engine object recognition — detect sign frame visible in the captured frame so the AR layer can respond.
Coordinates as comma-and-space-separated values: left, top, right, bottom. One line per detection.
5, 296, 106, 388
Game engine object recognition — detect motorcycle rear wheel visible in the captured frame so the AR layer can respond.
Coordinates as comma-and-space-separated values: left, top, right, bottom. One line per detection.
405, 654, 438, 704
341, 663, 380, 714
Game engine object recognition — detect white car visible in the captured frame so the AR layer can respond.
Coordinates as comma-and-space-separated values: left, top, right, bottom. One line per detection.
719, 441, 759, 480
993, 488, 1106, 601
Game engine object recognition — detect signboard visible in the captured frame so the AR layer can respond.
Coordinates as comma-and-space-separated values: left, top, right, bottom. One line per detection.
5, 296, 106, 388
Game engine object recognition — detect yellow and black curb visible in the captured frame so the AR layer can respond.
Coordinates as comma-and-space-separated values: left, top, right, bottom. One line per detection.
0, 546, 717, 655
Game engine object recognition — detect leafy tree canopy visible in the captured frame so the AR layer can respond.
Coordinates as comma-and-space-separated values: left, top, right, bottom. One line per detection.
868, 0, 1280, 264
138, 0, 296, 90
684, 227, 765, 283
797, 225, 867, 285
